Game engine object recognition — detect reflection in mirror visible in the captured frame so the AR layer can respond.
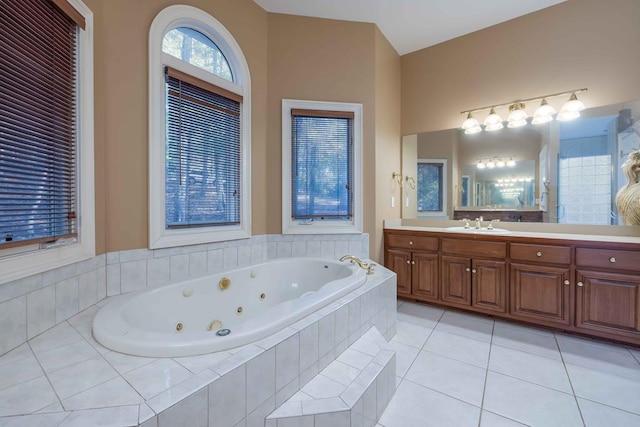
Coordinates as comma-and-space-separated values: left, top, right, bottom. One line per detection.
402, 100, 640, 226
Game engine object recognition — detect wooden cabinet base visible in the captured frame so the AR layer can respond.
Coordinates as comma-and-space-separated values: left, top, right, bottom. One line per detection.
385, 228, 640, 348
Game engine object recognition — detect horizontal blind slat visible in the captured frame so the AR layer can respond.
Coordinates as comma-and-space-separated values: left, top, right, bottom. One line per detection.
1, 0, 79, 247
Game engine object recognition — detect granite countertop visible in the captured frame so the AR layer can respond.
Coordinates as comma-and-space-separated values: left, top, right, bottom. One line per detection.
384, 225, 640, 245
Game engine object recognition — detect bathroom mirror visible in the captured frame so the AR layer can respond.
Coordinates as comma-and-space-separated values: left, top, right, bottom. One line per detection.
401, 99, 640, 225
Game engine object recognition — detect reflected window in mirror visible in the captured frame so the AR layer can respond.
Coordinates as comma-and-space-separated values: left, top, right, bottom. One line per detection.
417, 159, 447, 218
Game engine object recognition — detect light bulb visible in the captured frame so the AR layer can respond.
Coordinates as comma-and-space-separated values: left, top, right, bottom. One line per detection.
507, 158, 516, 167
486, 160, 496, 169
558, 93, 584, 121
461, 112, 480, 130
484, 108, 503, 131
477, 161, 486, 169
532, 99, 556, 124
496, 159, 506, 168
507, 103, 528, 128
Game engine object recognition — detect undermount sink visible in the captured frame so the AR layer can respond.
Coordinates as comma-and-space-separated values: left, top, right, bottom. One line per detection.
444, 226, 511, 234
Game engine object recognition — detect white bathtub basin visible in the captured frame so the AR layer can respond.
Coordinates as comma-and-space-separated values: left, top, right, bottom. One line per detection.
445, 226, 511, 234
93, 258, 367, 357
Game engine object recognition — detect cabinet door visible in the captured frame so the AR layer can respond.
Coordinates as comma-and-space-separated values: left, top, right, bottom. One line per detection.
576, 270, 640, 338
386, 249, 412, 296
413, 252, 439, 301
510, 263, 572, 326
441, 256, 471, 306
472, 259, 507, 313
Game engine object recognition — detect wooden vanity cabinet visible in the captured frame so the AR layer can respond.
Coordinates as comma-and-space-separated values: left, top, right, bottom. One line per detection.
509, 243, 573, 328
384, 228, 640, 347
384, 232, 439, 302
575, 248, 640, 344
441, 238, 507, 314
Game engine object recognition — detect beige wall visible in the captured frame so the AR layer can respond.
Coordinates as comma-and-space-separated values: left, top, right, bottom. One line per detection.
401, 0, 640, 135
87, 0, 268, 254
266, 14, 378, 256
373, 28, 402, 260
86, 1, 402, 260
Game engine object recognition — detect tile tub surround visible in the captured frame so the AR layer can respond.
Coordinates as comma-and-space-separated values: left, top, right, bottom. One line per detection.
0, 261, 395, 426
0, 233, 369, 357
267, 327, 396, 426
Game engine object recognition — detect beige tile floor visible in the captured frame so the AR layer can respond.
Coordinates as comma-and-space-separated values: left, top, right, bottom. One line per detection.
377, 300, 640, 427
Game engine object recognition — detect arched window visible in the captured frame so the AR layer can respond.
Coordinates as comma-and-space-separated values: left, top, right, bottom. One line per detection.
149, 5, 251, 249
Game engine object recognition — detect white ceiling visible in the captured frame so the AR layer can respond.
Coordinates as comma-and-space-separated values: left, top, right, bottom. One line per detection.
253, 0, 566, 55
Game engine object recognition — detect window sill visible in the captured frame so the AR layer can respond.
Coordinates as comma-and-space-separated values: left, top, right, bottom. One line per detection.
0, 241, 95, 286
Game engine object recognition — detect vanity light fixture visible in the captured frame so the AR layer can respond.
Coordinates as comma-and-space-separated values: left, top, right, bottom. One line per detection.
506, 158, 516, 167
461, 112, 482, 134
532, 99, 556, 124
460, 88, 587, 132
496, 158, 506, 168
477, 160, 486, 169
484, 108, 503, 131
507, 103, 528, 128
557, 92, 586, 121
486, 159, 496, 169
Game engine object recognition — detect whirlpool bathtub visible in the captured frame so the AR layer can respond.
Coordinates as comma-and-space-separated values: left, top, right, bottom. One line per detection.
92, 258, 367, 357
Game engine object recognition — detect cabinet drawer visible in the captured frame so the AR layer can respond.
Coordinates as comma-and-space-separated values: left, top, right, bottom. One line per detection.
576, 248, 639, 271
510, 243, 571, 265
441, 238, 506, 258
386, 234, 438, 251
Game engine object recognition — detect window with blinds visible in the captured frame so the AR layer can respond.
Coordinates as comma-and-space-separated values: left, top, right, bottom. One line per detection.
0, 0, 84, 249
165, 67, 241, 228
291, 110, 354, 220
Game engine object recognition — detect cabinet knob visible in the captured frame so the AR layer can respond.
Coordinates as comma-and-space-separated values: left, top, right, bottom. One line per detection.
536, 251, 542, 257
406, 260, 411, 264
577, 281, 584, 287
564, 280, 570, 285
472, 269, 477, 273
609, 257, 616, 263
409, 241, 414, 245
411, 260, 415, 265
465, 268, 470, 272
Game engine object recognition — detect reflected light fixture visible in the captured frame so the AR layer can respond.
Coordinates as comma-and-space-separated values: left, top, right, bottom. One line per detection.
484, 108, 503, 131
460, 88, 587, 133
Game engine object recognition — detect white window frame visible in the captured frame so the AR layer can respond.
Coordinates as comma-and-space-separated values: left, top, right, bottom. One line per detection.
0, 0, 95, 285
417, 159, 448, 218
282, 99, 363, 235
148, 5, 251, 249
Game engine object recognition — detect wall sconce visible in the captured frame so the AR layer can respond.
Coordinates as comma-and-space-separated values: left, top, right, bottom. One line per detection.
392, 172, 403, 186
405, 176, 416, 190
461, 88, 587, 134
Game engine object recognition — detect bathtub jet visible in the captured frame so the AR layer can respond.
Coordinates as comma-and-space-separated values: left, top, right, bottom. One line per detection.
92, 258, 367, 357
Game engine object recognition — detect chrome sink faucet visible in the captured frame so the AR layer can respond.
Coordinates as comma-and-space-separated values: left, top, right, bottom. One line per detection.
475, 218, 482, 229
339, 255, 375, 275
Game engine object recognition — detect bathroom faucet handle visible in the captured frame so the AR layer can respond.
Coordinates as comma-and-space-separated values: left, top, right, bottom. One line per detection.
460, 218, 471, 228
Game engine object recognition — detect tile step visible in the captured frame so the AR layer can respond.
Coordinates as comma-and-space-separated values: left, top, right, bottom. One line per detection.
266, 326, 396, 427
